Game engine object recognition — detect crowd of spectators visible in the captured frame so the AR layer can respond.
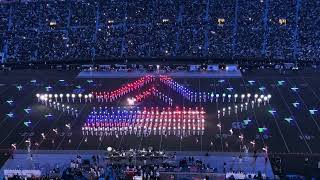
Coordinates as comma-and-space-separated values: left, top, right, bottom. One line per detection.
0, 0, 318, 63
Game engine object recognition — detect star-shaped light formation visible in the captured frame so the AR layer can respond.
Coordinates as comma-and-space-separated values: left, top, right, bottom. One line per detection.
24, 107, 31, 114
248, 80, 255, 85
268, 109, 276, 115
309, 109, 318, 115
24, 120, 31, 127
6, 112, 14, 118
292, 102, 300, 108
226, 87, 233, 91
284, 117, 294, 123
259, 86, 266, 91
277, 80, 285, 86
291, 87, 299, 92
45, 113, 53, 118
258, 127, 268, 133
45, 86, 52, 92
16, 85, 23, 91
6, 99, 13, 105
34, 76, 274, 141
243, 118, 252, 125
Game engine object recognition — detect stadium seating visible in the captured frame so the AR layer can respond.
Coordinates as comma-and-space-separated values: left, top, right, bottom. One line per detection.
0, 0, 318, 62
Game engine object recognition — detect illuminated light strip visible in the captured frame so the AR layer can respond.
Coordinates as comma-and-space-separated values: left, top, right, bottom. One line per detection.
217, 95, 272, 118
159, 76, 193, 100
36, 95, 78, 117
133, 87, 173, 105
36, 93, 93, 104
93, 75, 155, 102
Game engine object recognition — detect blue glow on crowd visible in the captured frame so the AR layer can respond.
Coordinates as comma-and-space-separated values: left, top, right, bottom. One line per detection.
0, 0, 317, 62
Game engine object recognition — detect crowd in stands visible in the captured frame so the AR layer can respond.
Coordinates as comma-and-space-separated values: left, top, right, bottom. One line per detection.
0, 0, 319, 63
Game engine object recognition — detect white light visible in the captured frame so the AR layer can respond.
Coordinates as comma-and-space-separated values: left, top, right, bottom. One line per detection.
54, 94, 58, 98
127, 98, 136, 106
40, 95, 45, 101
66, 94, 70, 98
254, 94, 258, 98
59, 94, 63, 98
72, 94, 75, 98
247, 93, 251, 98
36, 94, 40, 98
78, 94, 82, 98
88, 94, 92, 98
49, 94, 53, 98
234, 94, 238, 98
84, 95, 88, 99
267, 94, 272, 99
107, 147, 113, 152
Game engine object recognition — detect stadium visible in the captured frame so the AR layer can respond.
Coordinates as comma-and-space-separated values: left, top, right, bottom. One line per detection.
0, 0, 319, 179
